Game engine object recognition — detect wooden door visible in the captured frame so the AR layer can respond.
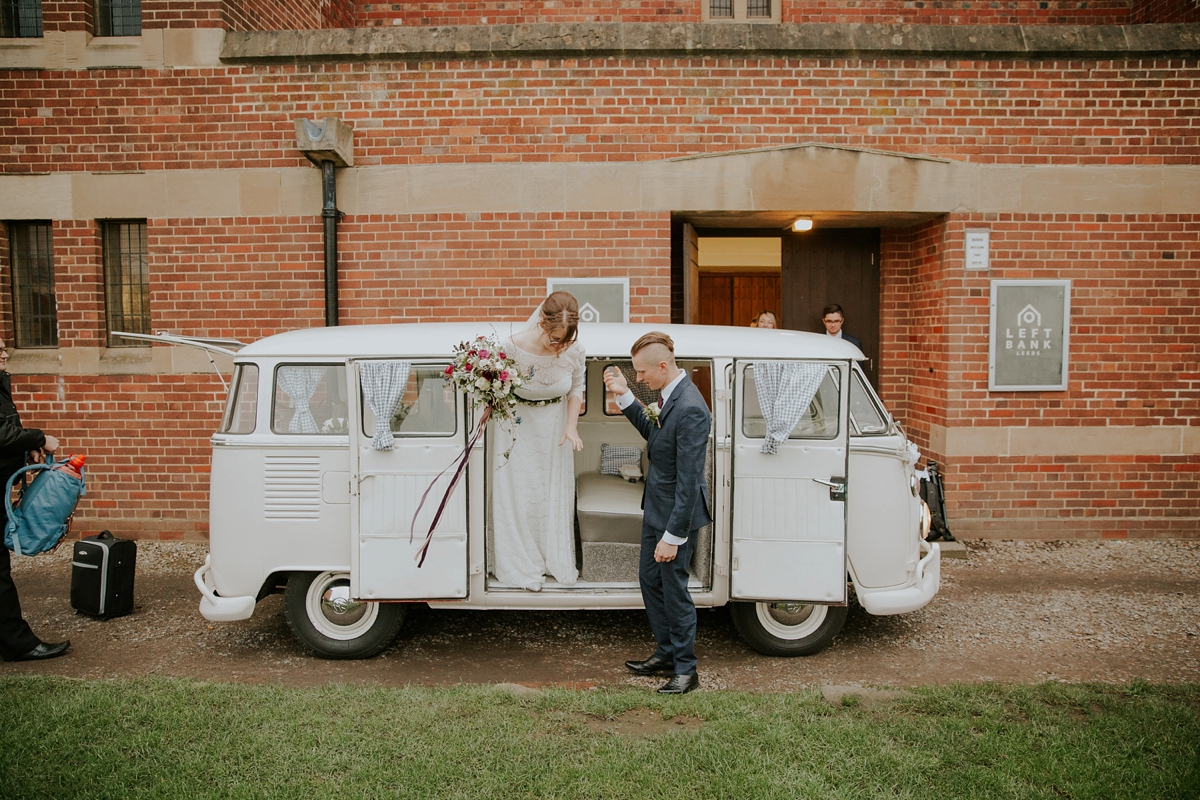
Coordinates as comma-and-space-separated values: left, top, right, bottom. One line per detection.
781, 229, 880, 386
698, 273, 781, 327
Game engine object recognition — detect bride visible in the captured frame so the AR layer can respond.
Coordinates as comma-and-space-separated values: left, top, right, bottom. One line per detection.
491, 291, 585, 590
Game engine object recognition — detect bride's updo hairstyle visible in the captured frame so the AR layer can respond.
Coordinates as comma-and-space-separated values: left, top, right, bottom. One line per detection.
539, 291, 580, 352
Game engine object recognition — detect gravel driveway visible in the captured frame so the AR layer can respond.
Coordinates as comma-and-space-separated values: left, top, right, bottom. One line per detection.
5, 539, 1198, 690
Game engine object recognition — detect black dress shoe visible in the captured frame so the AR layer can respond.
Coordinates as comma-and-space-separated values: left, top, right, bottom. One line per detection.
625, 653, 675, 676
657, 673, 699, 694
15, 640, 70, 662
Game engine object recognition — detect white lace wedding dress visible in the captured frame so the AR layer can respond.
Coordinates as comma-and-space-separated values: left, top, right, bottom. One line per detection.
490, 335, 585, 590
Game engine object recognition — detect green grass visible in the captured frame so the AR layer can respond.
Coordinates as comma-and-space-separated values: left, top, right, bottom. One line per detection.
0, 678, 1197, 799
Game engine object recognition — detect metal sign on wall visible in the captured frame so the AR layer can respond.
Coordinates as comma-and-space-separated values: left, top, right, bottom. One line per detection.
989, 280, 1071, 392
545, 278, 629, 323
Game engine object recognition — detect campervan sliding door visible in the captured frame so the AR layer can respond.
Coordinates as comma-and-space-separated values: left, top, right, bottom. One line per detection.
350, 360, 469, 600
730, 361, 850, 604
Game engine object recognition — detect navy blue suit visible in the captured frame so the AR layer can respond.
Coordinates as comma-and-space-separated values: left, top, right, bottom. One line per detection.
621, 373, 711, 676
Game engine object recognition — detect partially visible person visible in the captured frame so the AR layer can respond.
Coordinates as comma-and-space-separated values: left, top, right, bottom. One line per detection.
0, 339, 68, 662
821, 304, 863, 350
752, 310, 777, 329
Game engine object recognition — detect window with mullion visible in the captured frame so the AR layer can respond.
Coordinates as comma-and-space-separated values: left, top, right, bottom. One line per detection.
709, 0, 733, 18
103, 220, 150, 347
0, 0, 43, 37
94, 0, 140, 36
746, 0, 772, 17
7, 221, 57, 348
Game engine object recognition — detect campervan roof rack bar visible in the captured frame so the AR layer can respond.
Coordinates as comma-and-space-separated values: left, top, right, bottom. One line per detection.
111, 331, 247, 392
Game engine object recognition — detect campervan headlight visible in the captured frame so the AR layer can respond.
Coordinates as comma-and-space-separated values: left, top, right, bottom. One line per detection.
910, 473, 920, 497
919, 501, 932, 540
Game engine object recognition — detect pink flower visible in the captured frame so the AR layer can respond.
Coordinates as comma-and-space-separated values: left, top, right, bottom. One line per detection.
478, 349, 489, 359
444, 365, 454, 376
499, 370, 510, 381
465, 363, 474, 372
498, 351, 506, 360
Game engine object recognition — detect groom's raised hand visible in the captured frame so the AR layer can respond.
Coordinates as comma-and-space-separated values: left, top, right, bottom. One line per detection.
603, 365, 629, 395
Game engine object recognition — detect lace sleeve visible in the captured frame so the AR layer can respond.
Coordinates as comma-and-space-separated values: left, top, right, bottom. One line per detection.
568, 343, 586, 400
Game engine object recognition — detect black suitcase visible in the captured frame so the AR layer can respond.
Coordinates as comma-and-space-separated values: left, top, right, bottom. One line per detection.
70, 531, 136, 618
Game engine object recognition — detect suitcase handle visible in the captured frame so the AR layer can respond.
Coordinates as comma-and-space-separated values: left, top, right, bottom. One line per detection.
96, 530, 113, 540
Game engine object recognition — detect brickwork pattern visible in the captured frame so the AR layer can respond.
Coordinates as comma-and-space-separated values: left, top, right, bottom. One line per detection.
359, 1, 699, 26
14, 372, 225, 540
223, 0, 354, 32
1131, 0, 1200, 23
338, 212, 672, 324
3, 58, 1199, 174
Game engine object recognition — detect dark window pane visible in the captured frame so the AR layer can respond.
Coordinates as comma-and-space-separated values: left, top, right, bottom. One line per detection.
94, 0, 140, 36
747, 0, 772, 16
103, 221, 150, 346
0, 0, 43, 37
7, 222, 57, 348
709, 0, 733, 18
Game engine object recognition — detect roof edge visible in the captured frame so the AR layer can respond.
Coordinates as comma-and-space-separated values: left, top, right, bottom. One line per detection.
221, 22, 1200, 64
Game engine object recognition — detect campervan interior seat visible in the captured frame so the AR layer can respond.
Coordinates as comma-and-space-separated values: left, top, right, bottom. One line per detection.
576, 473, 643, 545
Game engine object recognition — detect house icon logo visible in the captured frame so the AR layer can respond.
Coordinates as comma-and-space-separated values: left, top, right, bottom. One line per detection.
579, 302, 601, 323
1016, 304, 1041, 327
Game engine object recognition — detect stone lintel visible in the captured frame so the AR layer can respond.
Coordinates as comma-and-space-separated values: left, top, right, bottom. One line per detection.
220, 22, 1200, 64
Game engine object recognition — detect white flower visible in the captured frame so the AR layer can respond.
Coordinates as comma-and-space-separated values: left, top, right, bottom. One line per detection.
644, 402, 662, 427
475, 376, 490, 391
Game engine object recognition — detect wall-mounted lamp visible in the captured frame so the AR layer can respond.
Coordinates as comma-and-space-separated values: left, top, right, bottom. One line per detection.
792, 218, 814, 232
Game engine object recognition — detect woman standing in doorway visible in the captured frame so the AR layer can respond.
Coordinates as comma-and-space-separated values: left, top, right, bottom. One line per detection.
491, 292, 585, 590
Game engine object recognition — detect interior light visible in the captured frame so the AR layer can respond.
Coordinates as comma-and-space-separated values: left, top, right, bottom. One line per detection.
792, 218, 814, 232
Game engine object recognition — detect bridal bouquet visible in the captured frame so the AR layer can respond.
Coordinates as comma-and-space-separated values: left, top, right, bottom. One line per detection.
413, 334, 524, 568
443, 335, 524, 423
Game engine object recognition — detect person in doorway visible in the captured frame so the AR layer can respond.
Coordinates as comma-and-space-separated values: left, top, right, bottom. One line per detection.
0, 339, 68, 662
603, 332, 711, 695
821, 304, 863, 350
752, 310, 777, 329
491, 292, 585, 591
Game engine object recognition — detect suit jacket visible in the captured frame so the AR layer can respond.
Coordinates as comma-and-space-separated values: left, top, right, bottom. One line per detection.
621, 374, 713, 538
840, 332, 864, 351
0, 372, 44, 496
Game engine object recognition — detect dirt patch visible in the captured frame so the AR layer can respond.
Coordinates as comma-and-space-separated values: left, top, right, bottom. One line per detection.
584, 708, 703, 737
4, 539, 1199, 691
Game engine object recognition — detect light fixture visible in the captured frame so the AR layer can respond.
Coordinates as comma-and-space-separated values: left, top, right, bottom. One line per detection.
792, 218, 814, 232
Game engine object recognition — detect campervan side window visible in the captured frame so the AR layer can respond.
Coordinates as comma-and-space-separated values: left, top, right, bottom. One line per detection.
361, 365, 457, 437
741, 364, 840, 440
849, 371, 889, 435
602, 360, 713, 414
221, 364, 259, 434
272, 364, 348, 435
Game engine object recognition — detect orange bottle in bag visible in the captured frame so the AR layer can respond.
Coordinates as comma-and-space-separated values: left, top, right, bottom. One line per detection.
57, 453, 86, 479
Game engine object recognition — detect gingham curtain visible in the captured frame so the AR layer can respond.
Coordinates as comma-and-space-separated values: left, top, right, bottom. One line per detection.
753, 362, 828, 454
361, 360, 412, 450
277, 366, 326, 434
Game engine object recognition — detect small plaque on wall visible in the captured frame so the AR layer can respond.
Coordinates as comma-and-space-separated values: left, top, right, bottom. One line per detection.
965, 229, 990, 270
989, 280, 1070, 392
546, 278, 629, 323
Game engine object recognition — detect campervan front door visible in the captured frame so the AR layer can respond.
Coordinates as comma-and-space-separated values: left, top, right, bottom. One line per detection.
730, 361, 850, 604
350, 360, 469, 600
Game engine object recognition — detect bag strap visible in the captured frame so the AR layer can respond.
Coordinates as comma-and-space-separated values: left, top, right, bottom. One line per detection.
5, 463, 52, 557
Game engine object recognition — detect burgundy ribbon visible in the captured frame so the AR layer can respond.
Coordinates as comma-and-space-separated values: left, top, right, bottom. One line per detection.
410, 406, 490, 568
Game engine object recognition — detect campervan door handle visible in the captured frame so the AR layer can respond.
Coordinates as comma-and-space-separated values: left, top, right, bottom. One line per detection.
811, 477, 846, 502
716, 437, 730, 451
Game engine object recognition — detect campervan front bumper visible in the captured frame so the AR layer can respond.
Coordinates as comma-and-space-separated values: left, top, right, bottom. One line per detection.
195, 556, 256, 622
854, 541, 940, 616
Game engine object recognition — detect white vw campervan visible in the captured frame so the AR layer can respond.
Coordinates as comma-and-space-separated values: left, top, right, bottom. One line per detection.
184, 323, 939, 659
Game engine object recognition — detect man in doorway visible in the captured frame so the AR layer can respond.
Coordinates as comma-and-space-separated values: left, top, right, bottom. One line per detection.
603, 333, 711, 694
821, 304, 863, 350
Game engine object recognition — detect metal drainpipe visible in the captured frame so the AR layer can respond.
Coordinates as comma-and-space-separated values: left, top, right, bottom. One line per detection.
321, 160, 341, 327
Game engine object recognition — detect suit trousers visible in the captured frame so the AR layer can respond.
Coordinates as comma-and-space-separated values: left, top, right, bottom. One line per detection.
639, 523, 697, 676
0, 541, 40, 660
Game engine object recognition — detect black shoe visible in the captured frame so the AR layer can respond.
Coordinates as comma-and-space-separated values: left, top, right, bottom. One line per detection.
657, 673, 699, 694
15, 641, 70, 662
625, 653, 675, 676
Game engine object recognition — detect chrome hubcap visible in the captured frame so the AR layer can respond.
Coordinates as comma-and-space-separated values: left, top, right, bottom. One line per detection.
305, 571, 379, 641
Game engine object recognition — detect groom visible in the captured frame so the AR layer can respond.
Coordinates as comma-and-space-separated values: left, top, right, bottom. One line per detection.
604, 332, 711, 694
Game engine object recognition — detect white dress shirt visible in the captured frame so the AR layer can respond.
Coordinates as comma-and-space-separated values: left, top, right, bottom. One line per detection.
616, 369, 690, 546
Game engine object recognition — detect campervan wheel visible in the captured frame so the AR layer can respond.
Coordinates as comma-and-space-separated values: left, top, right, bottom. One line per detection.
284, 571, 406, 659
729, 601, 848, 657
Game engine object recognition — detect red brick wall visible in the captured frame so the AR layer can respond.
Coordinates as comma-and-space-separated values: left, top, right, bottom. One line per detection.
142, 1, 225, 29
14, 373, 226, 540
3, 58, 1197, 175
1131, 0, 1200, 23
337, 212, 672, 324
358, 2, 700, 26
880, 212, 1200, 538
222, 0, 354, 32
357, 0, 1131, 26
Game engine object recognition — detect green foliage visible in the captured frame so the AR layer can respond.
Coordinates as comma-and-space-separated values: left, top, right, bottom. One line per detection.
0, 678, 1197, 799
